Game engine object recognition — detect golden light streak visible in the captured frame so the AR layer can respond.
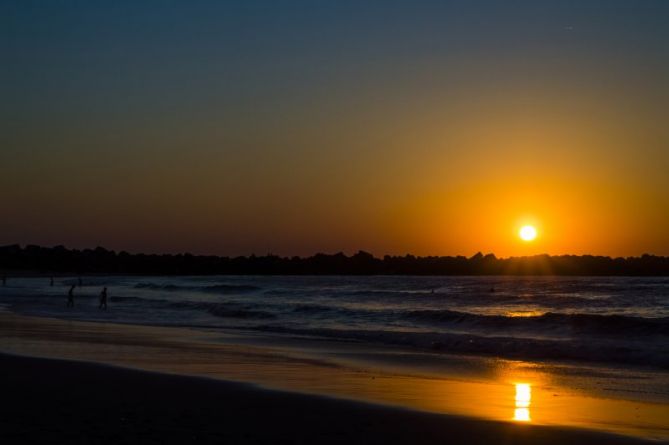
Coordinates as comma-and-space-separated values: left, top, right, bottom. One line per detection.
514, 383, 532, 422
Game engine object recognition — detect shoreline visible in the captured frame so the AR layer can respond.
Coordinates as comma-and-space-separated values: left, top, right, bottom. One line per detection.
1, 351, 661, 445
1, 312, 668, 441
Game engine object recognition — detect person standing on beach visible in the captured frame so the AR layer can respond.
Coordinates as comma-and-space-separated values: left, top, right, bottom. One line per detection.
67, 284, 75, 308
2, 275, 6, 286
50, 276, 54, 287
99, 287, 108, 310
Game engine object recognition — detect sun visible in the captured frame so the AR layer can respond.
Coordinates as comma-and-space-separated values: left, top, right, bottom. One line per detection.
519, 225, 537, 242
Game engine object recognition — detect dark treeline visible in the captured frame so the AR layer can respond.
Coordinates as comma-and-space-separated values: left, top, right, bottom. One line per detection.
2, 244, 669, 276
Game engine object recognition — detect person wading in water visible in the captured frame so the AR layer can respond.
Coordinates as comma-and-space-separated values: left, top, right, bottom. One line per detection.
99, 287, 108, 310
67, 284, 75, 308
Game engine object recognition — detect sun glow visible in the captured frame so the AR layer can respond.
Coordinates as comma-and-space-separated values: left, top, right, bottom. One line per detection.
519, 225, 537, 242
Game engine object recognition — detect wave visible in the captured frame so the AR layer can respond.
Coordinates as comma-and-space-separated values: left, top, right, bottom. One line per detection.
134, 283, 261, 294
292, 303, 338, 314
203, 284, 261, 293
404, 309, 669, 336
247, 325, 669, 369
270, 288, 620, 309
134, 283, 182, 291
169, 301, 275, 319
110, 296, 145, 302
348, 289, 433, 298
290, 303, 367, 318
109, 296, 170, 304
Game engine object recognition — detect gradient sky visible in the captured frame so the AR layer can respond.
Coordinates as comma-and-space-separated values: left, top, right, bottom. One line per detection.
2, 0, 668, 257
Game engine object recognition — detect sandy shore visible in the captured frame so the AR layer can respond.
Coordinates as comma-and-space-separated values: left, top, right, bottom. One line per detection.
1, 352, 658, 445
1, 312, 667, 443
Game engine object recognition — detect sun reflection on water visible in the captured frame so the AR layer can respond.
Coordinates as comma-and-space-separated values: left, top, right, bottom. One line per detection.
514, 383, 531, 422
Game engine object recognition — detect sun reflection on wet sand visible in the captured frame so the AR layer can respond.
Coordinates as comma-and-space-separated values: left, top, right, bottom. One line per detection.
514, 383, 531, 421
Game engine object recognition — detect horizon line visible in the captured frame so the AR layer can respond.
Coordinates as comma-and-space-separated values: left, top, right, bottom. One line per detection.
1, 244, 667, 261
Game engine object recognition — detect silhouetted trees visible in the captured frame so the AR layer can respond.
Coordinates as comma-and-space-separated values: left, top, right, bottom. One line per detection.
1, 244, 668, 276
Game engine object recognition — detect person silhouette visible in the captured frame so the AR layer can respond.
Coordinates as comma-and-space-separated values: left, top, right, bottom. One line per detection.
78, 277, 83, 287
99, 287, 108, 310
50, 276, 54, 287
2, 275, 6, 286
67, 284, 75, 308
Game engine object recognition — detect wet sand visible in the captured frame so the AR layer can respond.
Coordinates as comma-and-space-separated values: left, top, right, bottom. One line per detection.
1, 352, 658, 445
0, 313, 667, 444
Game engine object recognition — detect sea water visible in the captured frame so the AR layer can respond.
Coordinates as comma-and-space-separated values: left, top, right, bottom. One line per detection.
1, 275, 668, 370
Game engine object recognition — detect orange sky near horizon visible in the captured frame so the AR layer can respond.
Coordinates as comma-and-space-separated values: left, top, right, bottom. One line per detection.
4, 85, 666, 258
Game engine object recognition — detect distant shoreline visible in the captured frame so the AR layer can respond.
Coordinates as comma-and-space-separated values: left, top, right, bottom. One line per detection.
2, 244, 669, 276
4, 270, 669, 278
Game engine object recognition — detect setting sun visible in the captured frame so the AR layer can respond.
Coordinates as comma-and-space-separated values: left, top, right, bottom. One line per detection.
519, 225, 537, 242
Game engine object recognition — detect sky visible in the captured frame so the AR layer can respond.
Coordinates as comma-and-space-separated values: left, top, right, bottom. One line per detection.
2, 0, 668, 257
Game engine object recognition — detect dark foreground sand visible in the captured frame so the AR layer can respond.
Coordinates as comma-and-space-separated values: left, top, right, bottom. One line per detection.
1, 353, 658, 445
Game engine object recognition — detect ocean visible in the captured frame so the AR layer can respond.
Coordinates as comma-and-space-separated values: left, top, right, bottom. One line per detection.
2, 275, 668, 370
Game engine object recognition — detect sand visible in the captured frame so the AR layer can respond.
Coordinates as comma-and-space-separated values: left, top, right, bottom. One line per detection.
1, 352, 658, 445
1, 312, 667, 444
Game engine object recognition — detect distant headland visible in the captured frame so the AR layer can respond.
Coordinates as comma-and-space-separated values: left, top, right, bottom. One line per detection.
1, 244, 669, 276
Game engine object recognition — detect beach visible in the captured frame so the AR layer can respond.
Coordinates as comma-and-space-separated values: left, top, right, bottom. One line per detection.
0, 350, 657, 445
1, 309, 668, 444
